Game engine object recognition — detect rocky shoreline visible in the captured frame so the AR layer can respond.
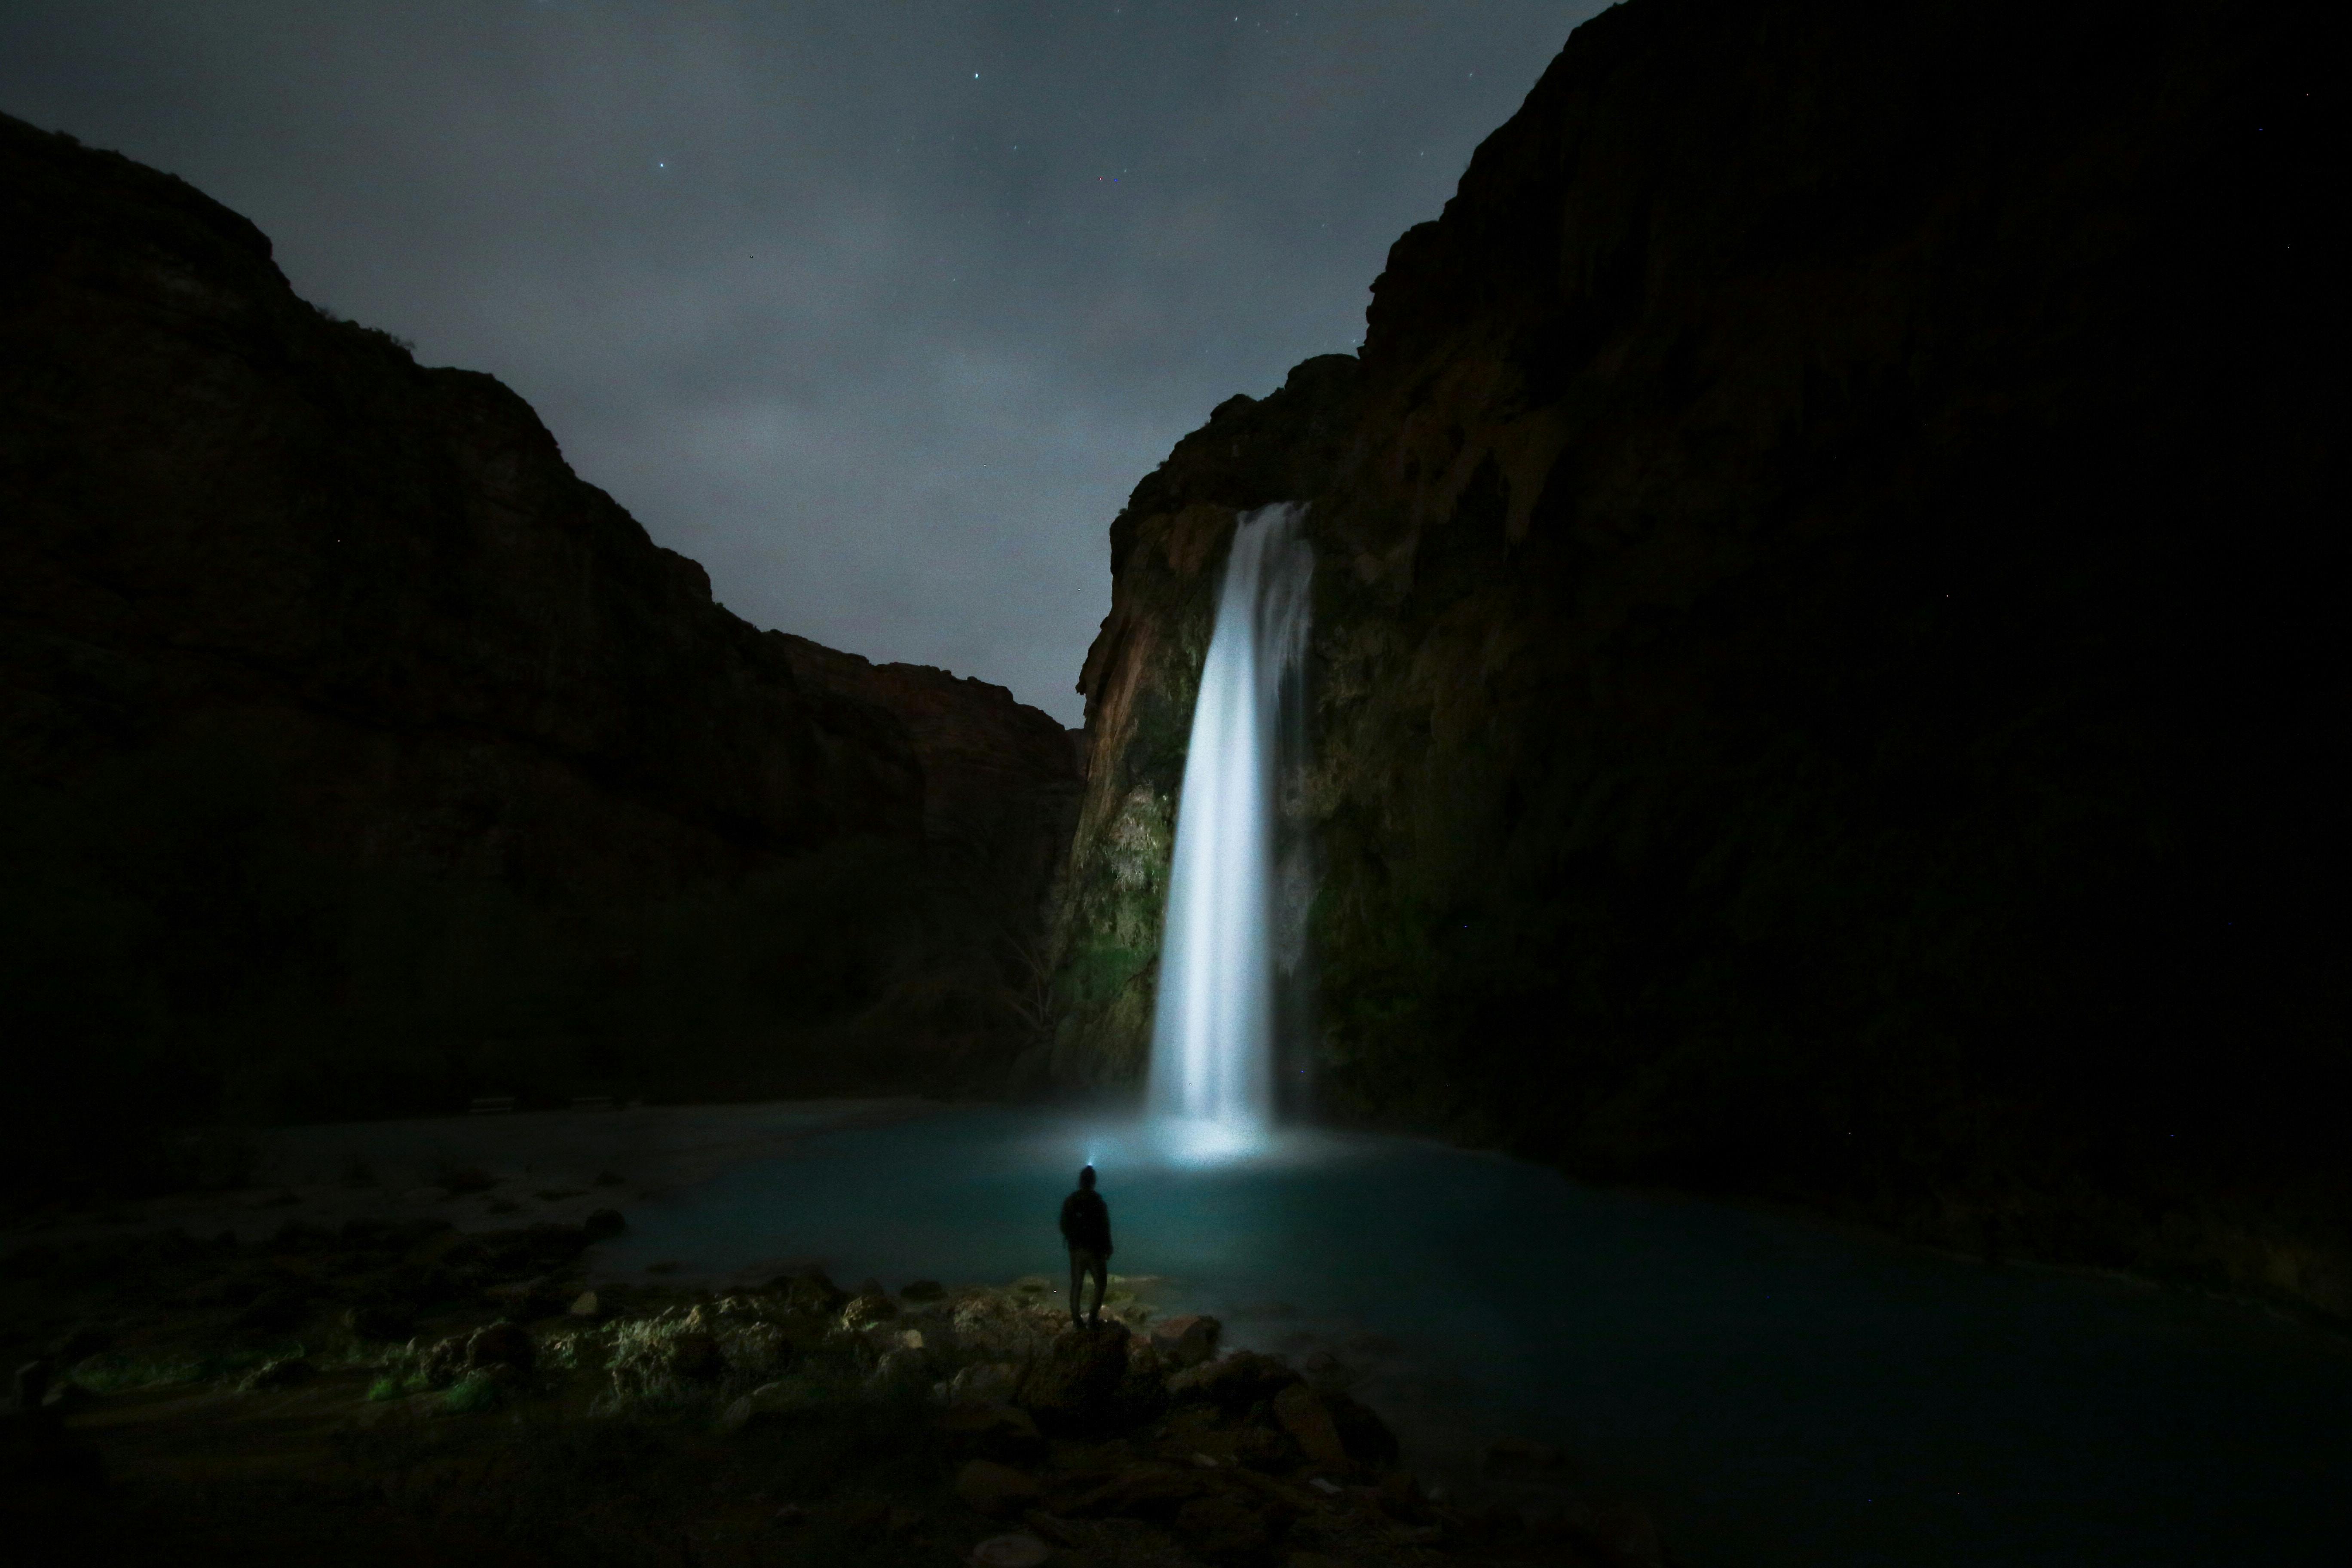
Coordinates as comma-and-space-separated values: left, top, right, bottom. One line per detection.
2, 1210, 1664, 1567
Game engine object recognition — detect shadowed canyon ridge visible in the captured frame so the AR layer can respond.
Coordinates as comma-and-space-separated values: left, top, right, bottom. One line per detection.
2, 0, 2343, 1328
0, 110, 1081, 1192
1048, 0, 2343, 1313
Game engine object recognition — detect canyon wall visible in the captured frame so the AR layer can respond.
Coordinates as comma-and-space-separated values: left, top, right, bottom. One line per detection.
0, 113, 1076, 1195
1054, 0, 2345, 1309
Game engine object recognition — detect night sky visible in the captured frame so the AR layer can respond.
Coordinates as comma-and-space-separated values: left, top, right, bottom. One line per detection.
0, 1, 1596, 722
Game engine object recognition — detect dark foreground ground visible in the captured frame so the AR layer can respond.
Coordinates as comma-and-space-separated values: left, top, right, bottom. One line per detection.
0, 1205, 1662, 1568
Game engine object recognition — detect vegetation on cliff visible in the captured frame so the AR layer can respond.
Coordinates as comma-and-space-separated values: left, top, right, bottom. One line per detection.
1054, 0, 2343, 1312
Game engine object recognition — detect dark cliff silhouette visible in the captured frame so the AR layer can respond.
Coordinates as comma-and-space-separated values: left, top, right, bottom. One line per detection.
0, 113, 1077, 1201
1054, 0, 2345, 1311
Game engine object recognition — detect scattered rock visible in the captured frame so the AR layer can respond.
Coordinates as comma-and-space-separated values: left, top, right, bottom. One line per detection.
1016, 1325, 1130, 1435
1228, 1425, 1304, 1473
722, 1377, 827, 1433
935, 1401, 1046, 1464
1110, 1335, 1170, 1428
969, 1533, 1052, 1568
869, 1347, 928, 1391
777, 1271, 847, 1315
900, 1279, 946, 1302
946, 1362, 1020, 1405
1148, 1313, 1221, 1369
955, 1458, 1043, 1517
1168, 1351, 1301, 1414
1271, 1385, 1349, 1470
417, 1335, 470, 1387
240, 1355, 315, 1392
1060, 1461, 1202, 1521
840, 1290, 899, 1329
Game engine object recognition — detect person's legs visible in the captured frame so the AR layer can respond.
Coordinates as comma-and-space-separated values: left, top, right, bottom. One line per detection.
1068, 1248, 1084, 1329
1083, 1252, 1108, 1329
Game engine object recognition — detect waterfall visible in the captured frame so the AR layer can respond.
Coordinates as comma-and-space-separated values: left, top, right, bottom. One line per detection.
1147, 503, 1312, 1154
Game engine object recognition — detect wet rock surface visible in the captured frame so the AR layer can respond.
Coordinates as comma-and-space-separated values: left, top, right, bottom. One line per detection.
0, 1229, 1652, 1567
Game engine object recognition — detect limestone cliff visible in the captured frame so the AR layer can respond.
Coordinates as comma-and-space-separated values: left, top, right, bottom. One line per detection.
1055, 0, 2345, 1310
0, 113, 1076, 1194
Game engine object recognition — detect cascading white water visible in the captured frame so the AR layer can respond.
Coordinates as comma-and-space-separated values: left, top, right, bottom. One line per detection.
1147, 503, 1312, 1156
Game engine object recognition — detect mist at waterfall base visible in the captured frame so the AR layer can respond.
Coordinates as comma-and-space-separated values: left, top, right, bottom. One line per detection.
1146, 503, 1314, 1158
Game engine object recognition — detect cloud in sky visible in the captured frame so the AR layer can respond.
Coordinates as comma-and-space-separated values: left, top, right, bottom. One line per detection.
1, 0, 1600, 722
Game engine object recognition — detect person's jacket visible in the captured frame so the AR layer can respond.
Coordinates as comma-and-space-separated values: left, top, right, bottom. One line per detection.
1059, 1188, 1113, 1255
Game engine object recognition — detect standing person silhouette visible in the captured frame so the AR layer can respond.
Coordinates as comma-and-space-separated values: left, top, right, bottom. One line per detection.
1058, 1164, 1113, 1332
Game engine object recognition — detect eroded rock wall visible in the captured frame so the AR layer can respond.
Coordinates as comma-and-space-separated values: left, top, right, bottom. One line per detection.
1055, 0, 2346, 1309
0, 113, 1075, 1191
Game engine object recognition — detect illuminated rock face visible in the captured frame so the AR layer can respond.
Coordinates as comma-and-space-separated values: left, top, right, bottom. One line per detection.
1054, 0, 2344, 1311
0, 113, 1077, 1182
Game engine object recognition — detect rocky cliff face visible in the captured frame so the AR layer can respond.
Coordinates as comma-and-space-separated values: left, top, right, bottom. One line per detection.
0, 113, 1076, 1194
1055, 0, 2344, 1311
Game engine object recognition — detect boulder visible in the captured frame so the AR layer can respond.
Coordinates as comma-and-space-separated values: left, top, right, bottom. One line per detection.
946, 1362, 1020, 1405
839, 1290, 899, 1330
1109, 1336, 1170, 1429
1167, 1351, 1302, 1414
467, 1321, 536, 1374
718, 1378, 820, 1433
665, 1330, 723, 1381
1148, 1313, 1221, 1368
239, 1354, 315, 1391
1321, 1389, 1399, 1469
899, 1279, 946, 1302
1016, 1326, 1129, 1435
416, 1334, 469, 1388
968, 1534, 1052, 1568
1271, 1385, 1348, 1470
954, 1458, 1042, 1518
934, 1400, 1046, 1464
776, 1271, 847, 1315
567, 1290, 601, 1319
